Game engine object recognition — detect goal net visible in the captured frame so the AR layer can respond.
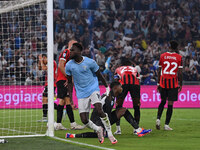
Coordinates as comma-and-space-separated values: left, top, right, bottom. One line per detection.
0, 0, 54, 138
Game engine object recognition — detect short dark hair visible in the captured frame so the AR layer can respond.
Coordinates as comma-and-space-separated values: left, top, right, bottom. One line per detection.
170, 41, 178, 50
121, 59, 132, 66
73, 43, 83, 51
110, 81, 121, 89
42, 54, 47, 57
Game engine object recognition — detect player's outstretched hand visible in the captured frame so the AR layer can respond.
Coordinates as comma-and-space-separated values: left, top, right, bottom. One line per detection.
106, 87, 110, 96
178, 85, 182, 93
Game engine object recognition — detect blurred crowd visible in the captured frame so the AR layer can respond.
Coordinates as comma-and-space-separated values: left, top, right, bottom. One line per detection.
0, 3, 47, 85
0, 0, 199, 85
54, 0, 200, 84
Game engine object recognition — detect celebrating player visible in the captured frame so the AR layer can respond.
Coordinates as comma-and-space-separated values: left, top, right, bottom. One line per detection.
65, 43, 117, 144
65, 81, 152, 139
114, 59, 141, 134
156, 41, 183, 130
38, 54, 57, 122
54, 40, 83, 130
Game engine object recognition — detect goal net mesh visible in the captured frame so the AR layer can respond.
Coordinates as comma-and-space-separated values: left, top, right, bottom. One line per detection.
0, 0, 48, 137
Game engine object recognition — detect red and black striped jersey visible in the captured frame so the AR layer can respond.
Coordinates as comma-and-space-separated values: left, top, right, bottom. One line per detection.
56, 49, 70, 82
45, 60, 57, 87
159, 52, 183, 88
115, 66, 140, 85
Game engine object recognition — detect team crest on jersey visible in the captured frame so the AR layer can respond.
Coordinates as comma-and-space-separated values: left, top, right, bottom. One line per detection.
83, 65, 87, 70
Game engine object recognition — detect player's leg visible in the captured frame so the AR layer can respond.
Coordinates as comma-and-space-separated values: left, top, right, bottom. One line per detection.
55, 99, 66, 130
130, 85, 141, 125
38, 86, 48, 122
42, 97, 48, 118
65, 97, 84, 130
164, 88, 178, 130
78, 96, 104, 144
112, 108, 152, 137
54, 89, 58, 110
65, 132, 98, 138
114, 85, 128, 134
156, 87, 167, 130
92, 91, 117, 144
55, 80, 67, 130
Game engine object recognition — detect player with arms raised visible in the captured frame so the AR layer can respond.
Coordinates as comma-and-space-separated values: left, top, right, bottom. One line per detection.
156, 41, 183, 130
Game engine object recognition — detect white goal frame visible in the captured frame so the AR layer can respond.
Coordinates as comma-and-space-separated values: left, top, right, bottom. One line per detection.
0, 0, 54, 138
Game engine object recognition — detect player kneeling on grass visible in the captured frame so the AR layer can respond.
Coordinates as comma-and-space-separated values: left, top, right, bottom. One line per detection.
65, 81, 152, 139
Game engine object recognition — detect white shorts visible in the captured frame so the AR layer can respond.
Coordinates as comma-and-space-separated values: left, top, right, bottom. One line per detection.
78, 91, 101, 114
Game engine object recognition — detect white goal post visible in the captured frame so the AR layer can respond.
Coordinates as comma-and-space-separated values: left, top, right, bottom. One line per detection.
0, 0, 54, 138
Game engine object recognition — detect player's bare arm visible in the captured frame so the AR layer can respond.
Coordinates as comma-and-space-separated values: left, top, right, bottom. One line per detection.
38, 54, 47, 70
65, 75, 73, 105
157, 66, 161, 92
96, 69, 110, 96
58, 59, 67, 77
178, 68, 183, 92
95, 69, 108, 88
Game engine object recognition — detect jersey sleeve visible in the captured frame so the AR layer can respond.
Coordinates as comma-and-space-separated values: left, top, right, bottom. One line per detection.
65, 61, 72, 76
60, 49, 70, 61
114, 68, 120, 80
158, 54, 163, 68
90, 59, 99, 73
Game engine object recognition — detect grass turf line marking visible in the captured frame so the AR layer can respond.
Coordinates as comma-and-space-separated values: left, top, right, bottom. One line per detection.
52, 136, 116, 150
0, 128, 37, 134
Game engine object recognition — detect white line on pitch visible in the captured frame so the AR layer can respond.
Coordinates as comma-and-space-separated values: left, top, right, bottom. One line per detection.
52, 136, 116, 150
0, 128, 36, 134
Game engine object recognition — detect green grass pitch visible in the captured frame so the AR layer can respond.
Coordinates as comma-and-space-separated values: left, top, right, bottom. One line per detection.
0, 109, 200, 150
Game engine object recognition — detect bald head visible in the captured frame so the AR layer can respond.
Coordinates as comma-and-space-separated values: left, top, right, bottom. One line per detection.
68, 40, 77, 49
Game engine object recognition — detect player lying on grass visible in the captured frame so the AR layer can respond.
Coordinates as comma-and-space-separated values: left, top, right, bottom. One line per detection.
65, 81, 152, 139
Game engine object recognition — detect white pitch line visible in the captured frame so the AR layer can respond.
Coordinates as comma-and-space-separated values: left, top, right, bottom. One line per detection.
152, 117, 200, 121
0, 128, 36, 134
52, 136, 116, 150
175, 118, 200, 121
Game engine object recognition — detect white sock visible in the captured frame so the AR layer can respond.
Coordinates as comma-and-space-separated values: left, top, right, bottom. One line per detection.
100, 113, 113, 137
116, 125, 121, 131
86, 120, 100, 132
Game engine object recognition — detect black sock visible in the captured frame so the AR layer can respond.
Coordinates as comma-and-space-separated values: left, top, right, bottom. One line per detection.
43, 104, 48, 117
66, 105, 75, 123
75, 132, 98, 138
116, 105, 122, 126
165, 105, 173, 125
57, 105, 64, 123
116, 120, 120, 126
133, 106, 140, 125
157, 100, 166, 119
124, 110, 139, 129
54, 103, 58, 110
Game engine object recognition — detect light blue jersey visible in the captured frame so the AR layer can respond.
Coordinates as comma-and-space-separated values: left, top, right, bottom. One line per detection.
65, 56, 100, 99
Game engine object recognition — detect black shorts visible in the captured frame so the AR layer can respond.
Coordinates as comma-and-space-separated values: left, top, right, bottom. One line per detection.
56, 80, 69, 99
160, 87, 178, 101
117, 84, 140, 104
43, 86, 56, 97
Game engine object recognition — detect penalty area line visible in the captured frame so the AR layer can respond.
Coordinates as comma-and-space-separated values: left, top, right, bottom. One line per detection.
52, 136, 116, 150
